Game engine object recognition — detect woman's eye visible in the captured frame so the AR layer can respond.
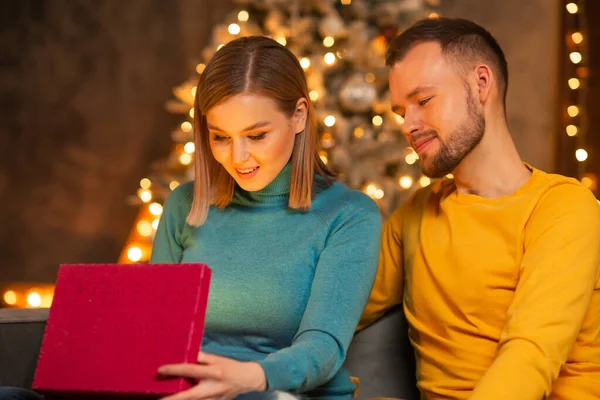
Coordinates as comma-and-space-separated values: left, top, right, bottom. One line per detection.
248, 132, 267, 141
212, 134, 228, 141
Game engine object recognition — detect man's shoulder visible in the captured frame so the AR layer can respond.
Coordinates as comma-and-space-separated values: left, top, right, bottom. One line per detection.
529, 168, 597, 208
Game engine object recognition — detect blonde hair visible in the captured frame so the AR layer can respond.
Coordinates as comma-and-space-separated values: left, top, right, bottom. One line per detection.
187, 36, 335, 226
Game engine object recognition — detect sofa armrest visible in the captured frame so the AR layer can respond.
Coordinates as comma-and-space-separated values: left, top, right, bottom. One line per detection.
0, 308, 49, 389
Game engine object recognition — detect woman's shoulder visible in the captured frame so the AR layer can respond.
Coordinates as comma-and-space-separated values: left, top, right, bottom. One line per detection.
163, 180, 194, 214
314, 181, 381, 219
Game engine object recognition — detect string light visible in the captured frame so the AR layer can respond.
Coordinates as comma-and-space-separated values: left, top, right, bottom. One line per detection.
576, 148, 588, 162
324, 115, 336, 127
568, 78, 580, 89
372, 115, 383, 126
572, 32, 583, 44
149, 203, 164, 216
566, 2, 578, 13
152, 219, 160, 230
276, 37, 287, 46
570, 51, 582, 64
181, 121, 192, 132
309, 90, 319, 101
127, 247, 143, 262
238, 10, 249, 22
419, 176, 431, 187
324, 52, 336, 65
568, 105, 580, 117
300, 57, 311, 69
180, 153, 193, 165
137, 221, 153, 237
323, 36, 335, 47
405, 153, 418, 165
27, 292, 42, 308
140, 178, 151, 189
228, 23, 241, 35
196, 64, 206, 74
566, 125, 578, 136
3, 290, 17, 305
217, 44, 225, 51
138, 189, 152, 203
353, 127, 365, 138
169, 181, 180, 190
399, 176, 413, 189
341, 0, 351, 4
184, 142, 195, 153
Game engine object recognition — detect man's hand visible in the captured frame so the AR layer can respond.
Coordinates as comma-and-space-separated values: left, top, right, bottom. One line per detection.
158, 352, 267, 400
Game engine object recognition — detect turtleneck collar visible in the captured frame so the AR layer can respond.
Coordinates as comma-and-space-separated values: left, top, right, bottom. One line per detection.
231, 162, 292, 207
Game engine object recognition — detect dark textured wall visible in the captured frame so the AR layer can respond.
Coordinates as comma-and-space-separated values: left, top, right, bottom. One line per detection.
0, 0, 231, 283
440, 0, 560, 172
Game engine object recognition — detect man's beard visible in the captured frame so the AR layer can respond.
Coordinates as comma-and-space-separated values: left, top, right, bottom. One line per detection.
421, 89, 485, 178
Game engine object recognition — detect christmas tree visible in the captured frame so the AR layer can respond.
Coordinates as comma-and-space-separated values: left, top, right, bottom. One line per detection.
119, 0, 441, 264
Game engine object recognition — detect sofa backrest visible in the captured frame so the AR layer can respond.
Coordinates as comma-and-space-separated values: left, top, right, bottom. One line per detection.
0, 308, 418, 399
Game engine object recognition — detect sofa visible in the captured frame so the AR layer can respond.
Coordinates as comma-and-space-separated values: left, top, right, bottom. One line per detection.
0, 307, 418, 399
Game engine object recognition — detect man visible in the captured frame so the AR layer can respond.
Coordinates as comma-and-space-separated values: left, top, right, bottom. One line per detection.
358, 17, 600, 399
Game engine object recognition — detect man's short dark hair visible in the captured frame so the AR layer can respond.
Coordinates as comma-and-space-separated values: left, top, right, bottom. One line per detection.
386, 18, 509, 107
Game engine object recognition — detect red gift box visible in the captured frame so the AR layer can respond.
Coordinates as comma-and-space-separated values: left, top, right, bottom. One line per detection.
32, 263, 211, 399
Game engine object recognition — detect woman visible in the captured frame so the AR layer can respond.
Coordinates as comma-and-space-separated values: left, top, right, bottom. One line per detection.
0, 36, 381, 400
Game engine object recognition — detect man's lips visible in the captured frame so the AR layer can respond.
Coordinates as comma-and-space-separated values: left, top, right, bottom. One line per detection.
411, 136, 436, 154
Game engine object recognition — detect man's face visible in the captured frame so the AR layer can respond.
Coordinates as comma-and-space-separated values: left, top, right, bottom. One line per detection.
389, 42, 485, 178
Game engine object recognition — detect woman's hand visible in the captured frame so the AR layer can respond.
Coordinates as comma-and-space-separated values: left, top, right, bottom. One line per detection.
158, 352, 267, 400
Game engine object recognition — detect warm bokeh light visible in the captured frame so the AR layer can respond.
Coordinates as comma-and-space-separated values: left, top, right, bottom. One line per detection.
140, 178, 151, 189
238, 10, 249, 22
3, 290, 17, 305
566, 3, 578, 14
568, 105, 580, 117
184, 142, 195, 154
324, 52, 336, 65
181, 121, 192, 132
127, 247, 143, 262
27, 292, 42, 308
149, 203, 163, 216
137, 221, 153, 237
568, 78, 580, 90
180, 153, 193, 165
576, 148, 588, 162
228, 23, 241, 35
566, 125, 578, 136
399, 175, 413, 189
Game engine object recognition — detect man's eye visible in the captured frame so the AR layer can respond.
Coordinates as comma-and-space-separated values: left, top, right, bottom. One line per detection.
419, 97, 432, 106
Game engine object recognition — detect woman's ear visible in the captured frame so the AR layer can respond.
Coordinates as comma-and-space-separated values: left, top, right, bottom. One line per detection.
293, 97, 308, 134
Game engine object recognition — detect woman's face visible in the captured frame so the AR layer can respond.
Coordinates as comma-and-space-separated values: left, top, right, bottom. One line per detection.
206, 93, 307, 192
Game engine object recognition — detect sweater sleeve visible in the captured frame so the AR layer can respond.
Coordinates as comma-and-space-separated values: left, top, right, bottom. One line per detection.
149, 183, 193, 264
257, 194, 382, 393
470, 183, 600, 400
357, 202, 405, 331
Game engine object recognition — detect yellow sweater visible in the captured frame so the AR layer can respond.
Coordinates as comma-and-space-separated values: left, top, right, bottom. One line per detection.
359, 167, 600, 399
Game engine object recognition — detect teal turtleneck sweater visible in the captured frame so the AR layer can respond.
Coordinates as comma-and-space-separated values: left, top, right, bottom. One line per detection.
150, 164, 382, 398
